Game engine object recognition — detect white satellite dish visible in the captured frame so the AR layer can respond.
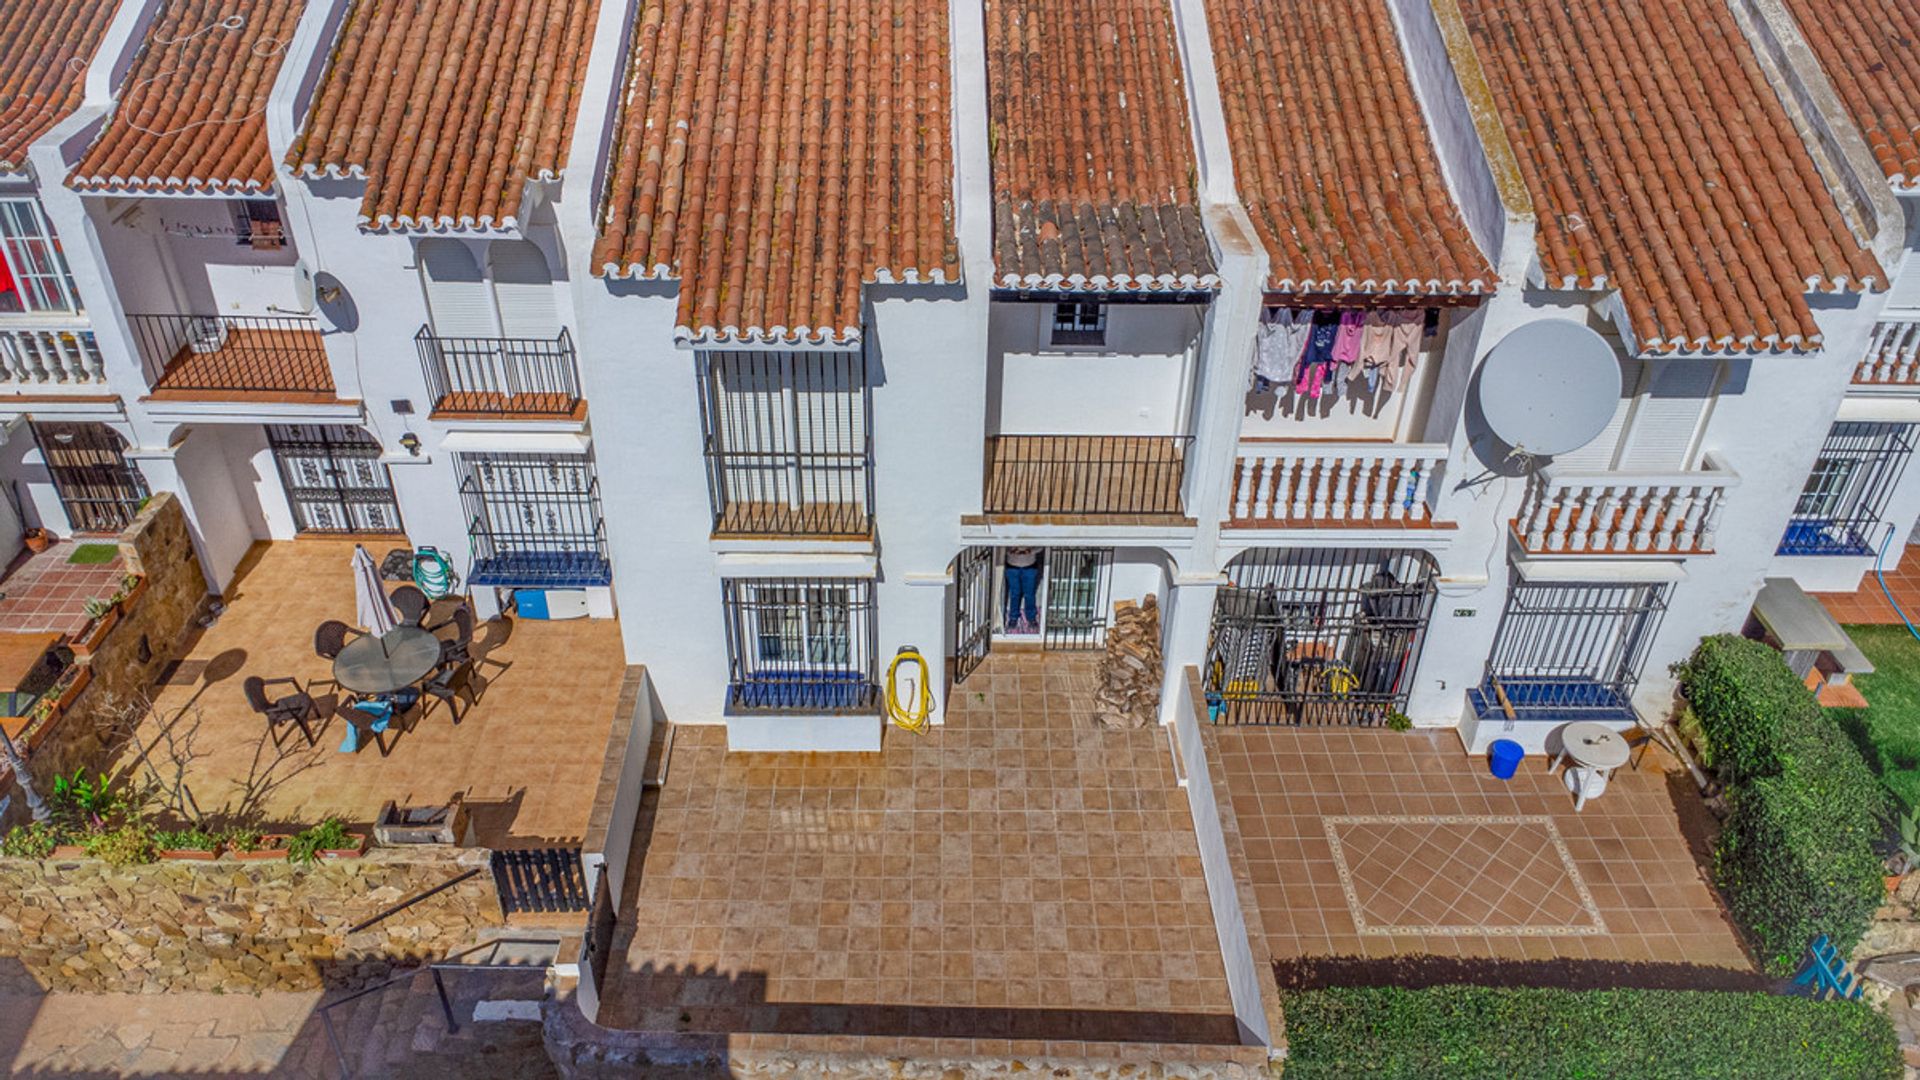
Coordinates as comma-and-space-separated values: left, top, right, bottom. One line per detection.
1477, 319, 1622, 458
292, 260, 316, 312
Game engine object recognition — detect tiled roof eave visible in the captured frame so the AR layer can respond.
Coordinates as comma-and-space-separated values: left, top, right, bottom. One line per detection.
290, 162, 567, 236
67, 174, 273, 195
993, 270, 1224, 294
1266, 276, 1499, 298
597, 261, 959, 346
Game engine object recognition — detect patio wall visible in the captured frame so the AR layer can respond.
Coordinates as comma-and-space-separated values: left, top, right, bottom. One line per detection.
0, 845, 500, 993
6, 493, 206, 819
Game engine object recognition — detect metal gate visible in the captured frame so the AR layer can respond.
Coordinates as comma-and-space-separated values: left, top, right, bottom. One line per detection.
952, 545, 994, 684
1472, 581, 1669, 724
31, 421, 148, 534
267, 424, 403, 535
1204, 548, 1437, 726
1042, 547, 1114, 650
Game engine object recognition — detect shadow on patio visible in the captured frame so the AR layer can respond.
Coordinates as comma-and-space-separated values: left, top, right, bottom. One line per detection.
111, 540, 624, 848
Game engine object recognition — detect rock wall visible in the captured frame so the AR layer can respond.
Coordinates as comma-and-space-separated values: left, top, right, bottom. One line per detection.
16, 492, 207, 793
0, 847, 502, 993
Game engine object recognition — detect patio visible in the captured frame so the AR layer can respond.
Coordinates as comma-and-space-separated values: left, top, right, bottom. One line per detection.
595, 652, 1241, 1051
120, 540, 624, 848
1214, 727, 1753, 974
0, 540, 127, 636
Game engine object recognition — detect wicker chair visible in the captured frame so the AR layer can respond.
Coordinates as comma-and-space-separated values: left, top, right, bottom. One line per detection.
389, 585, 431, 627
244, 676, 318, 748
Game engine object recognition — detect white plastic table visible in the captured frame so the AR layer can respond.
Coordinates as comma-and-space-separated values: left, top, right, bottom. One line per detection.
1549, 721, 1632, 811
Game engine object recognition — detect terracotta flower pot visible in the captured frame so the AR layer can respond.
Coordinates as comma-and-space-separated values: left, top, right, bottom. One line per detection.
317, 833, 369, 860
48, 844, 85, 859
23, 530, 50, 554
1888, 874, 1907, 896
117, 576, 148, 613
54, 667, 91, 710
159, 846, 221, 861
228, 834, 291, 861
70, 610, 117, 658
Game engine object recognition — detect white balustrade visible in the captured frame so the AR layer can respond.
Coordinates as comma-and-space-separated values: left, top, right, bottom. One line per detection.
0, 324, 106, 385
1229, 442, 1446, 526
1855, 318, 1920, 385
1515, 451, 1739, 555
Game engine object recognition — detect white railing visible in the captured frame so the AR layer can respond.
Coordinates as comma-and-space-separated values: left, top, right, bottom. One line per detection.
0, 323, 106, 385
1228, 441, 1446, 526
1515, 451, 1739, 554
1855, 317, 1920, 384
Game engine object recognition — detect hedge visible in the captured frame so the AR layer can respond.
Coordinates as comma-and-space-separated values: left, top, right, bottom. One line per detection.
1677, 635, 1889, 974
1280, 986, 1901, 1080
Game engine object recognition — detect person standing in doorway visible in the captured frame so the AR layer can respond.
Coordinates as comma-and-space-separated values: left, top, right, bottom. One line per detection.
1004, 547, 1042, 634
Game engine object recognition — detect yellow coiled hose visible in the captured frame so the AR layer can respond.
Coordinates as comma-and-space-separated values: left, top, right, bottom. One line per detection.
886, 646, 933, 733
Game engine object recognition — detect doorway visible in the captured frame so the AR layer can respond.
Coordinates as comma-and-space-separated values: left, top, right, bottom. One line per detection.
266, 424, 402, 534
951, 545, 1114, 684
31, 421, 148, 534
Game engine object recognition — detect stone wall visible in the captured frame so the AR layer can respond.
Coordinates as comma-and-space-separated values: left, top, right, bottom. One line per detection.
14, 492, 206, 794
0, 846, 503, 993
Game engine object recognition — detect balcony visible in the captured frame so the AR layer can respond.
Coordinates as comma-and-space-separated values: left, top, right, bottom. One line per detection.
706, 449, 873, 538
1513, 452, 1738, 556
981, 434, 1190, 521
416, 326, 583, 419
129, 313, 334, 401
1854, 318, 1920, 385
0, 323, 106, 386
1226, 441, 1446, 529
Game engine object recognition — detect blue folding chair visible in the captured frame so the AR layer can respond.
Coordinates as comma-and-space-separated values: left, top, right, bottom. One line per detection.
1790, 935, 1865, 1001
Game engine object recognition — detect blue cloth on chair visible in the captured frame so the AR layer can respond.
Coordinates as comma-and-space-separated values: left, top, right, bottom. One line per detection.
339, 699, 394, 753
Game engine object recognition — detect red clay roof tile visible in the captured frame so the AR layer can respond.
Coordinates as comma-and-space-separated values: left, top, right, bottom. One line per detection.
69, 0, 303, 194
288, 0, 599, 231
1781, 0, 1920, 192
1203, 0, 1492, 297
984, 0, 1216, 292
1459, 0, 1884, 355
592, 0, 959, 346
0, 0, 119, 172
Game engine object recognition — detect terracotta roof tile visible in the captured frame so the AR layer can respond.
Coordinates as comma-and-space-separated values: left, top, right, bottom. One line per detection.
1781, 0, 1920, 192
0, 0, 119, 173
984, 0, 1215, 292
69, 0, 303, 194
287, 0, 599, 231
1203, 0, 1492, 297
592, 0, 959, 346
1459, 0, 1884, 355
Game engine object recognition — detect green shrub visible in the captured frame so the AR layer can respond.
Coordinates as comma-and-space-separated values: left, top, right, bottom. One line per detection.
1678, 635, 1823, 785
152, 828, 218, 852
0, 821, 68, 858
287, 818, 355, 864
81, 823, 154, 867
1717, 775, 1886, 974
1280, 985, 1900, 1079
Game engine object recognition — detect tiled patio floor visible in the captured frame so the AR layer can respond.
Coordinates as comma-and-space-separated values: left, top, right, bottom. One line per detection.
1814, 545, 1920, 625
597, 652, 1238, 1046
1216, 728, 1752, 969
0, 541, 127, 636
122, 540, 624, 847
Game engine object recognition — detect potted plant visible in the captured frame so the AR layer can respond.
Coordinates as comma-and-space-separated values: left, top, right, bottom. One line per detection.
54, 667, 91, 712
1, 821, 68, 859
82, 823, 155, 867
287, 818, 367, 863
1887, 808, 1920, 895
22, 528, 50, 554
71, 599, 119, 657
154, 827, 221, 861
116, 573, 147, 613
221, 828, 291, 862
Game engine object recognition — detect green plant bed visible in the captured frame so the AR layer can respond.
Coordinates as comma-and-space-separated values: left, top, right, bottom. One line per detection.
1280, 986, 1901, 1080
64, 543, 117, 565
1832, 623, 1920, 812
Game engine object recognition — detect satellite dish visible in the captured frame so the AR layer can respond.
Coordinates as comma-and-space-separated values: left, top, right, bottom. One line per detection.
1477, 319, 1622, 458
292, 260, 316, 312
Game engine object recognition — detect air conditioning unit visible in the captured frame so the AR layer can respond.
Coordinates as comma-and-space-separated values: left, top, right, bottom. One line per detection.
185, 317, 229, 354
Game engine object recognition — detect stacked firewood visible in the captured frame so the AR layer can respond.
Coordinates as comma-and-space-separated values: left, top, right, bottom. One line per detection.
1093, 594, 1162, 729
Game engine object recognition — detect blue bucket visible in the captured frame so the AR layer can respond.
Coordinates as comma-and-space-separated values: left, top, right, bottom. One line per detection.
1488, 739, 1525, 780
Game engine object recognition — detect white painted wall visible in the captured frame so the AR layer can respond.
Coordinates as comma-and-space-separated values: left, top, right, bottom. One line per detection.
987, 301, 1201, 436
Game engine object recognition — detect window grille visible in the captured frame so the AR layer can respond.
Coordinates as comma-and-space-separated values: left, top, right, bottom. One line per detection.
698, 350, 873, 536
0, 198, 80, 314
722, 578, 878, 714
1204, 548, 1437, 726
1471, 581, 1669, 724
458, 452, 610, 587
1779, 422, 1915, 556
1049, 301, 1107, 347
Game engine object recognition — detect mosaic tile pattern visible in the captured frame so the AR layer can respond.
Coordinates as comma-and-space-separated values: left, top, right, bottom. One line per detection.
1324, 815, 1604, 936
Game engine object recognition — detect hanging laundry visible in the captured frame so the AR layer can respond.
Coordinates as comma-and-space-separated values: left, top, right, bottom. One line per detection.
1331, 309, 1366, 368
1252, 308, 1310, 384
0, 244, 15, 300
1294, 311, 1342, 399
1358, 309, 1424, 391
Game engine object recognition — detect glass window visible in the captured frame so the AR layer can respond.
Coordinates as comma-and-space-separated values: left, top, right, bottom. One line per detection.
1049, 301, 1106, 347
0, 198, 80, 315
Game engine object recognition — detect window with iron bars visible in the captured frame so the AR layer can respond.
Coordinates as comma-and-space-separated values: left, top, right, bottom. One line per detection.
1779, 422, 1915, 556
1204, 548, 1438, 726
698, 350, 873, 537
1471, 580, 1669, 724
1049, 301, 1107, 347
0, 197, 81, 314
721, 578, 878, 714
457, 452, 611, 587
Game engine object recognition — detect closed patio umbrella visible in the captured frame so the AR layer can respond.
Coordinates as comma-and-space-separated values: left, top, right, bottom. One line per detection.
352, 544, 397, 637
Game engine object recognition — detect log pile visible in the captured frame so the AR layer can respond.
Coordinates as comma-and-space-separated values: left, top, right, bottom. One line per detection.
1093, 594, 1162, 729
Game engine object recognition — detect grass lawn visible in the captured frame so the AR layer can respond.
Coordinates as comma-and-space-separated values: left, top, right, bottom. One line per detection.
1833, 623, 1920, 812
65, 543, 118, 565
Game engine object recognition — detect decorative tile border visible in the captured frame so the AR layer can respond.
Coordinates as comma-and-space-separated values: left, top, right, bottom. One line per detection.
1322, 814, 1607, 937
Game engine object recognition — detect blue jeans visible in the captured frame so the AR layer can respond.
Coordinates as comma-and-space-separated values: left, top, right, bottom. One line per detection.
1005, 565, 1040, 627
